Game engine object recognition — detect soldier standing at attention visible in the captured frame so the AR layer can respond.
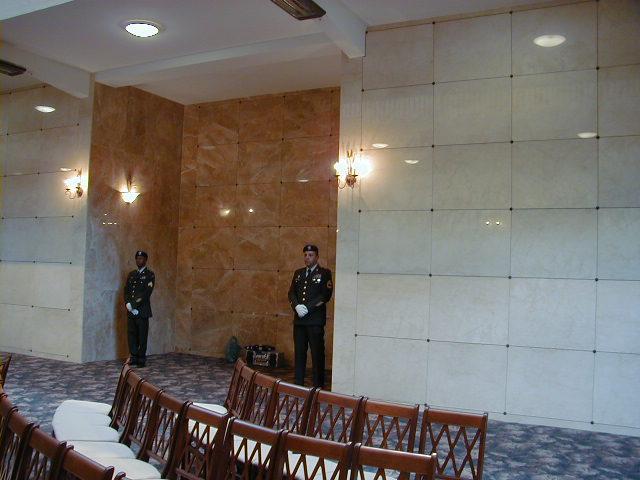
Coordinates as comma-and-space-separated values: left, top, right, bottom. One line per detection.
124, 251, 155, 367
288, 244, 333, 388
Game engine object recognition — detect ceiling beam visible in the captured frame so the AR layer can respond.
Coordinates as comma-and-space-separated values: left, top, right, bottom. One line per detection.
0, 0, 74, 20
314, 0, 366, 58
0, 43, 91, 98
96, 32, 335, 87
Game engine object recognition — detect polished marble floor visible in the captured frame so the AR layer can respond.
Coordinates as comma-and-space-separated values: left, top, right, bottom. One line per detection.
2, 352, 639, 479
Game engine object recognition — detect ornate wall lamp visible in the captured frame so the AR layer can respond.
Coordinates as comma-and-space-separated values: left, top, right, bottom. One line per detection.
63, 170, 83, 199
334, 148, 372, 189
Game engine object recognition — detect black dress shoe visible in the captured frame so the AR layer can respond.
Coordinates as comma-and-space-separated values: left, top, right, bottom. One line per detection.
129, 358, 138, 366
137, 361, 146, 368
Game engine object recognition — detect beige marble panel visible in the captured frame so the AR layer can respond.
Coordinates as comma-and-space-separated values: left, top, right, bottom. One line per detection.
598, 0, 640, 67
598, 65, 640, 137
507, 347, 594, 421
434, 77, 510, 145
362, 85, 433, 149
433, 143, 510, 209
511, 209, 597, 279
360, 147, 432, 211
597, 208, 640, 280
593, 352, 640, 428
512, 2, 596, 75
431, 210, 510, 277
364, 24, 433, 89
509, 278, 596, 349
512, 139, 597, 209
430, 276, 509, 344
598, 136, 640, 208
358, 211, 431, 274
596, 280, 640, 354
428, 342, 507, 413
512, 70, 597, 141
435, 14, 510, 82
356, 274, 429, 340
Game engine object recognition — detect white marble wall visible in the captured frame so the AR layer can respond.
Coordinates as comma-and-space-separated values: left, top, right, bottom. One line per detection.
0, 85, 92, 362
334, 0, 640, 435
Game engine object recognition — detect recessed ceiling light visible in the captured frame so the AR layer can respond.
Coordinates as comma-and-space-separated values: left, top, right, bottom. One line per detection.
248, 208, 254, 213
35, 105, 55, 113
577, 132, 597, 139
533, 34, 566, 47
372, 143, 388, 149
404, 160, 420, 165
219, 208, 231, 217
124, 21, 162, 38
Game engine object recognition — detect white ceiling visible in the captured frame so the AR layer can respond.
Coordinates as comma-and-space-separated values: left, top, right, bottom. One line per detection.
0, 0, 544, 103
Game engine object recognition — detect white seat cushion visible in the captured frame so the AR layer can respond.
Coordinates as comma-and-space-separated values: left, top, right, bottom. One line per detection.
192, 402, 227, 414
70, 441, 136, 459
57, 400, 111, 415
91, 458, 161, 480
54, 421, 120, 442
53, 410, 111, 427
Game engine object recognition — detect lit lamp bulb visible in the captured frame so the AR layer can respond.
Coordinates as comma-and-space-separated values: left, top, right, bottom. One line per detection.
121, 183, 140, 204
63, 171, 83, 199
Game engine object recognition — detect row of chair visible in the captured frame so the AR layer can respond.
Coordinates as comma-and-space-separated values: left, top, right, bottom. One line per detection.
0, 354, 11, 387
51, 359, 487, 480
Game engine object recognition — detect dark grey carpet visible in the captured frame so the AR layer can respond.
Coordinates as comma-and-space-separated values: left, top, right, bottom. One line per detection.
2, 352, 639, 479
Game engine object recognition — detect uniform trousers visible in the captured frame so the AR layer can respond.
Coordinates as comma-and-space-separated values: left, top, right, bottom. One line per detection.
127, 316, 149, 364
294, 324, 325, 388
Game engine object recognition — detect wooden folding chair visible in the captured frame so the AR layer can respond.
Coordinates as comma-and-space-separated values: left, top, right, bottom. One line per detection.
120, 381, 164, 454
0, 355, 11, 388
110, 369, 145, 432
306, 391, 364, 444
351, 444, 436, 480
139, 392, 191, 477
358, 399, 419, 452
418, 408, 488, 480
170, 403, 229, 480
217, 418, 282, 480
16, 427, 69, 480
276, 431, 352, 480
241, 373, 279, 426
58, 448, 124, 480
266, 381, 316, 433
228, 366, 256, 419
224, 359, 246, 411
0, 406, 36, 480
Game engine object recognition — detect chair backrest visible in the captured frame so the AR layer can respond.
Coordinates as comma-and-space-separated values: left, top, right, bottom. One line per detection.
110, 369, 144, 431
17, 427, 69, 480
107, 362, 132, 419
241, 373, 279, 426
58, 449, 120, 480
359, 399, 419, 452
0, 407, 36, 480
140, 392, 190, 477
0, 355, 11, 387
306, 391, 364, 443
121, 381, 163, 453
224, 359, 246, 410
276, 431, 352, 480
351, 444, 436, 480
418, 408, 488, 480
217, 418, 282, 480
228, 366, 256, 418
267, 382, 315, 433
171, 404, 229, 480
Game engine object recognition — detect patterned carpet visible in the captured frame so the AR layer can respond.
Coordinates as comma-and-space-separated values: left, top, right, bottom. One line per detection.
2, 352, 639, 479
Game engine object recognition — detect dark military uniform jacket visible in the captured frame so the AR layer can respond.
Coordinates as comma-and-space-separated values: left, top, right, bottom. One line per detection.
288, 265, 333, 326
124, 267, 155, 318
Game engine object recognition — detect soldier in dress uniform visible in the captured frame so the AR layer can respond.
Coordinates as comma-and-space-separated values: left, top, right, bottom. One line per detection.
124, 251, 155, 367
288, 244, 333, 388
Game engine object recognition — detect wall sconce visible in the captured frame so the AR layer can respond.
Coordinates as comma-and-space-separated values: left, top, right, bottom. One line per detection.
334, 149, 372, 189
121, 182, 140, 204
63, 170, 83, 199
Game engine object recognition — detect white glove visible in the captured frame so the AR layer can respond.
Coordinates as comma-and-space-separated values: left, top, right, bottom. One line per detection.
132, 309, 139, 316
126, 303, 132, 312
295, 304, 308, 317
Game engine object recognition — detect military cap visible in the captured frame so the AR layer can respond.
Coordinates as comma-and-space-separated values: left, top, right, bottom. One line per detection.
303, 244, 318, 253
135, 250, 148, 259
